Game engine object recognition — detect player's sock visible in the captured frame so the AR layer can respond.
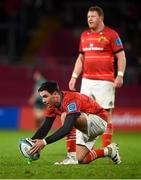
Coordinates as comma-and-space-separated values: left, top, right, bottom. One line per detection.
66, 127, 76, 158
102, 123, 113, 147
83, 149, 104, 164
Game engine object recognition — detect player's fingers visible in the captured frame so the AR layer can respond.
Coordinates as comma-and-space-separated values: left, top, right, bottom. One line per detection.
69, 79, 76, 91
30, 146, 38, 155
69, 84, 76, 91
30, 143, 37, 152
115, 83, 122, 88
69, 84, 74, 90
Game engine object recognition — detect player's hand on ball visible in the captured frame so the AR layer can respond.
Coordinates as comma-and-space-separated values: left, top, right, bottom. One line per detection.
30, 139, 46, 155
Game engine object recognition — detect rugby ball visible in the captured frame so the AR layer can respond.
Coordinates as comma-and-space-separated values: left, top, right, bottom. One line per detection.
19, 138, 40, 160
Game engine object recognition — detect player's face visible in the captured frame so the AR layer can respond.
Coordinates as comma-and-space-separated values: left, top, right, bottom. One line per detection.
87, 11, 103, 30
39, 90, 60, 107
39, 90, 52, 107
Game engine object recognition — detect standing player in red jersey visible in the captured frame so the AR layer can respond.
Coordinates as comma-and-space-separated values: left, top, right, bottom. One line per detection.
29, 81, 121, 165
68, 6, 126, 164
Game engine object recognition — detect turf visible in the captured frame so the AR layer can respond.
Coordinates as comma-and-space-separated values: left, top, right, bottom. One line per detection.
0, 130, 141, 179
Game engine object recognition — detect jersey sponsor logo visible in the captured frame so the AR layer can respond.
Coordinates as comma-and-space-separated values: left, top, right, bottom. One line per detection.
99, 36, 105, 42
67, 102, 77, 112
83, 47, 104, 51
115, 38, 122, 46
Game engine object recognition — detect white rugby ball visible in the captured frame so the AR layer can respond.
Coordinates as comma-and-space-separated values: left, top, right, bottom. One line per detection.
19, 138, 40, 160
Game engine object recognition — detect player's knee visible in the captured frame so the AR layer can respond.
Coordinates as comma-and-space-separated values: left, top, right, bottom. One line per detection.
76, 145, 88, 163
76, 153, 84, 162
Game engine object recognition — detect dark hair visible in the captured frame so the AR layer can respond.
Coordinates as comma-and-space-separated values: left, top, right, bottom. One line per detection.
88, 6, 104, 18
38, 81, 59, 94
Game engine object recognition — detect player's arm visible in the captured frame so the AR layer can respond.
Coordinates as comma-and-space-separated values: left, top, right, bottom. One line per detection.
44, 112, 81, 144
31, 116, 56, 139
69, 54, 84, 90
114, 50, 126, 88
30, 113, 80, 155
72, 53, 84, 78
116, 50, 126, 76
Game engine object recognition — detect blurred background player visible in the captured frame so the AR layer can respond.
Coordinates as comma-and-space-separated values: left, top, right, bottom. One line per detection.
28, 71, 46, 129
68, 5, 126, 162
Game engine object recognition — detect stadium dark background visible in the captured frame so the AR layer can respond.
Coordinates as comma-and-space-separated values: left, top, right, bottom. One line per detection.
0, 0, 141, 107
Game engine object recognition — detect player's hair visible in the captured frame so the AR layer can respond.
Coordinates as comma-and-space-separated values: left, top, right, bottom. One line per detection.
38, 81, 59, 94
88, 6, 104, 18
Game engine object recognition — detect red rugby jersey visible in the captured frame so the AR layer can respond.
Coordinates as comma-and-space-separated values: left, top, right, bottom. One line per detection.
79, 26, 124, 81
45, 91, 107, 122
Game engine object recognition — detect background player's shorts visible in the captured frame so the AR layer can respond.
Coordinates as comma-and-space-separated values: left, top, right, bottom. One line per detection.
76, 113, 107, 150
80, 78, 115, 109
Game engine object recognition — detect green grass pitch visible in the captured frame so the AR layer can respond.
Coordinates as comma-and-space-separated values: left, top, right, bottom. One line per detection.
0, 130, 141, 179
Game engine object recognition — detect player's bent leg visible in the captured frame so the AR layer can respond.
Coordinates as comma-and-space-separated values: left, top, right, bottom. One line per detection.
77, 143, 121, 165
76, 144, 89, 163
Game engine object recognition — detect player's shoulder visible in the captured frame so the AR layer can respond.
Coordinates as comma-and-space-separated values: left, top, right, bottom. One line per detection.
62, 91, 79, 97
104, 26, 118, 35
62, 91, 81, 101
